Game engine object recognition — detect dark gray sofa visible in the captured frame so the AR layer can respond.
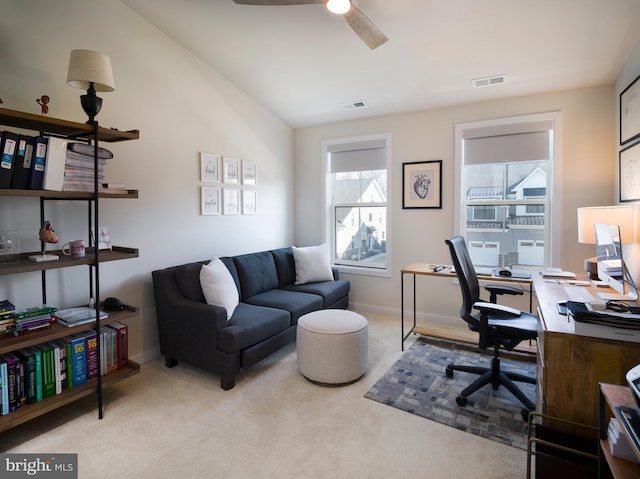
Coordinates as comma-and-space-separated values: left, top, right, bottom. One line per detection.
151, 247, 350, 390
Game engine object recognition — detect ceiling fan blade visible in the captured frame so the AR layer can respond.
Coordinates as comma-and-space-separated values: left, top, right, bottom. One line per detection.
343, 4, 388, 49
233, 0, 324, 5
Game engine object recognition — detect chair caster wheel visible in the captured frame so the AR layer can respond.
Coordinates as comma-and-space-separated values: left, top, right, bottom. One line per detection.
445, 367, 453, 378
521, 409, 532, 422
456, 396, 468, 407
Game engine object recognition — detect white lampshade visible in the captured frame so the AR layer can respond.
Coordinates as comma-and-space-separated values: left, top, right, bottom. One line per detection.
327, 0, 351, 14
577, 205, 636, 244
66, 49, 115, 92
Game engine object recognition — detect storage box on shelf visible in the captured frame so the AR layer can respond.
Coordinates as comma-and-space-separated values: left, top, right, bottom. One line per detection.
0, 108, 140, 431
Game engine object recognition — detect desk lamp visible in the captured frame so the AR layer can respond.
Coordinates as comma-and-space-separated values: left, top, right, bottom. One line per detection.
66, 49, 115, 124
577, 205, 635, 279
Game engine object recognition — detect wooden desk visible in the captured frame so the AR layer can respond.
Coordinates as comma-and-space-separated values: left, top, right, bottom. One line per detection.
534, 275, 640, 434
598, 383, 640, 478
400, 262, 533, 350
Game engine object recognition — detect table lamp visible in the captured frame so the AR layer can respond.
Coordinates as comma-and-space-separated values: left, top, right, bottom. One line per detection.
577, 205, 635, 279
66, 49, 115, 124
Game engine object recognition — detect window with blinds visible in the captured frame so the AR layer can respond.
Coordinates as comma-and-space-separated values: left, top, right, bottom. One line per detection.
456, 115, 558, 268
325, 135, 390, 272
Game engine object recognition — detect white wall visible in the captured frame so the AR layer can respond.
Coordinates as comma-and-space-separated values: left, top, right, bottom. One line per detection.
0, 1, 294, 363
294, 85, 615, 322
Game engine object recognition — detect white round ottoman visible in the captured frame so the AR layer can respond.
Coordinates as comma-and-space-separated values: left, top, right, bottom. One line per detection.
296, 309, 368, 385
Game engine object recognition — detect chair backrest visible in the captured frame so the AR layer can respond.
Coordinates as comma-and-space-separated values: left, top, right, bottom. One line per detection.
445, 236, 481, 326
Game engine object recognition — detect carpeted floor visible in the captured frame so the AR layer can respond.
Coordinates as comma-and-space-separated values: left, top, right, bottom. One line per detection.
364, 336, 536, 450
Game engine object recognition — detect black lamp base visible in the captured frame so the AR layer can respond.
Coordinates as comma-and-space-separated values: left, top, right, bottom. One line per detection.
80, 82, 102, 124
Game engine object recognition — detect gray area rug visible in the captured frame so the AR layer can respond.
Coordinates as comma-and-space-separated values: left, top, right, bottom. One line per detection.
364, 336, 536, 450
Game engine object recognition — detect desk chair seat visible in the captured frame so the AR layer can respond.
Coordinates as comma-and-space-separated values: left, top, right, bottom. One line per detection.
445, 236, 538, 421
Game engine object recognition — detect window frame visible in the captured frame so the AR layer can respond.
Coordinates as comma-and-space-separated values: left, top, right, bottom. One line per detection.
454, 112, 562, 269
322, 133, 392, 278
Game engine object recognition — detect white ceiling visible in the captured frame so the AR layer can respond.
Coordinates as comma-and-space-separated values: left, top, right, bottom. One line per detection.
121, 0, 640, 128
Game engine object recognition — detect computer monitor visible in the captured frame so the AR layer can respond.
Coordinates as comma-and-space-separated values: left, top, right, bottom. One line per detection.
594, 223, 638, 301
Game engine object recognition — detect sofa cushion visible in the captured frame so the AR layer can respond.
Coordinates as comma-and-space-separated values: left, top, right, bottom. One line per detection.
233, 251, 279, 301
174, 262, 206, 302
281, 279, 350, 308
200, 258, 240, 320
271, 247, 296, 287
292, 244, 334, 284
218, 303, 291, 353
244, 289, 323, 324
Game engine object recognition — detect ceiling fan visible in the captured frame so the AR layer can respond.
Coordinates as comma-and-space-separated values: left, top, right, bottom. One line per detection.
232, 0, 388, 49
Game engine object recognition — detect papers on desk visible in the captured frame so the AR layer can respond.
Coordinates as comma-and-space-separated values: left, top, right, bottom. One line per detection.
541, 269, 576, 279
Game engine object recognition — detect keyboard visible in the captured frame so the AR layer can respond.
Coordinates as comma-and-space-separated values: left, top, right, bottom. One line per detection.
563, 286, 595, 303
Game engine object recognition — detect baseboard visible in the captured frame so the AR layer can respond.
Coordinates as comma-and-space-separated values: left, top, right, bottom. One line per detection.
349, 301, 456, 325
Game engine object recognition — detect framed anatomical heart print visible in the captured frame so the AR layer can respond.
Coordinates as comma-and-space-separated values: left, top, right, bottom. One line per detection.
402, 160, 442, 209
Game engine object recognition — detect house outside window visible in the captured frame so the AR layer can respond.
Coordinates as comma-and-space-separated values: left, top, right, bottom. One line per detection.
454, 112, 561, 269
323, 134, 391, 276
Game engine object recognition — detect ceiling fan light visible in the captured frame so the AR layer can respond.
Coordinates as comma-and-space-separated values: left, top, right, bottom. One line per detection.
327, 0, 350, 14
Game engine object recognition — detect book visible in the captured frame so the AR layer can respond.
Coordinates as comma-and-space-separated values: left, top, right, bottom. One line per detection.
83, 330, 98, 381
0, 299, 15, 313
28, 136, 48, 189
0, 130, 18, 188
69, 334, 87, 386
14, 305, 57, 320
48, 342, 62, 395
15, 348, 37, 404
8, 352, 26, 407
0, 359, 8, 415
42, 137, 67, 191
56, 307, 108, 327
36, 343, 56, 398
51, 339, 68, 391
109, 322, 129, 369
26, 346, 43, 402
0, 353, 19, 411
10, 134, 35, 189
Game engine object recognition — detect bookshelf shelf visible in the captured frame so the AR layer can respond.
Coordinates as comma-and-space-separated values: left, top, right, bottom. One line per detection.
0, 108, 140, 431
0, 361, 140, 433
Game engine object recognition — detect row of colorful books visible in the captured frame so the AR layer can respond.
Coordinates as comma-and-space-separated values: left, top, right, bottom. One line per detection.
0, 130, 114, 191
0, 323, 128, 416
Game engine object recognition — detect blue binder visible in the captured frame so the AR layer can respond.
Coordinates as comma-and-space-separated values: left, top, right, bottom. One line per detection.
28, 136, 48, 190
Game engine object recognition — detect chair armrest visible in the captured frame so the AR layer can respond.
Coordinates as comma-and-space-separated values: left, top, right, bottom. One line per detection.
473, 301, 522, 317
485, 284, 524, 296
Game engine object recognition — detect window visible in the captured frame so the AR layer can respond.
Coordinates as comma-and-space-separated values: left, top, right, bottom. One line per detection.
323, 134, 391, 275
454, 113, 561, 269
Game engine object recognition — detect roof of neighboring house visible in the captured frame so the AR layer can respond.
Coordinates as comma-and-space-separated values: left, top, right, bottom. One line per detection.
467, 186, 503, 198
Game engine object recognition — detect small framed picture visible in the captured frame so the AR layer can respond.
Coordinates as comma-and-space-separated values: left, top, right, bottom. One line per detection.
90, 226, 112, 250
243, 190, 257, 214
223, 157, 240, 184
620, 74, 640, 145
242, 160, 257, 186
201, 187, 221, 215
223, 188, 241, 215
200, 152, 220, 182
402, 160, 442, 209
620, 142, 640, 202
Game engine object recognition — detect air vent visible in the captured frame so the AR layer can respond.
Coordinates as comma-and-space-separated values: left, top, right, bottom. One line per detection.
341, 100, 367, 110
472, 75, 506, 88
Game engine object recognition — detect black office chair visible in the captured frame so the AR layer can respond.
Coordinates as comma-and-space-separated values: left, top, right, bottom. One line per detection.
445, 236, 537, 420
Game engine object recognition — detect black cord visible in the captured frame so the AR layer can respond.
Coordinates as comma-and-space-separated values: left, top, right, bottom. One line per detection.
606, 300, 640, 314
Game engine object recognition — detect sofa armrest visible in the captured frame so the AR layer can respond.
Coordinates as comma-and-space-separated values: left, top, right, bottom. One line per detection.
152, 269, 229, 351
332, 266, 340, 281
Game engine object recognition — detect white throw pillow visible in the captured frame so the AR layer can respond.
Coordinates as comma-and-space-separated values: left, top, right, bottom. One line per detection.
200, 258, 239, 320
292, 244, 334, 285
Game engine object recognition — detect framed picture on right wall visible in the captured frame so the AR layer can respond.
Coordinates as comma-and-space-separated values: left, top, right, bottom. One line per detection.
620, 141, 640, 202
620, 73, 640, 145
